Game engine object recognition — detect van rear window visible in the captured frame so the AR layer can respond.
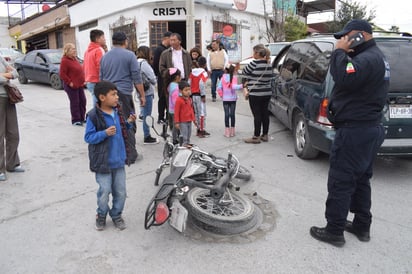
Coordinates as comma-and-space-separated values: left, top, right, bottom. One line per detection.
377, 40, 412, 92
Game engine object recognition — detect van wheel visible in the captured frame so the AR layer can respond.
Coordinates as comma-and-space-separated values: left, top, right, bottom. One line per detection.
293, 112, 319, 159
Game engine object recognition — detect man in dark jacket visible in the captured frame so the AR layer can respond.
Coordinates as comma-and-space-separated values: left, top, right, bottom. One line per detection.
159, 32, 192, 128
159, 33, 192, 82
310, 19, 390, 247
152, 31, 171, 124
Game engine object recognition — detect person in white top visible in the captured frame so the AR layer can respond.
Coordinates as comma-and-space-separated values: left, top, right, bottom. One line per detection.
206, 40, 229, 101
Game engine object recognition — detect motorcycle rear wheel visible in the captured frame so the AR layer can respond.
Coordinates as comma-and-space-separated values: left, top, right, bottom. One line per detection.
185, 188, 258, 234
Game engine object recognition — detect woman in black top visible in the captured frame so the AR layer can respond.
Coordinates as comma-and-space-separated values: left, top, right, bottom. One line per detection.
242, 44, 273, 143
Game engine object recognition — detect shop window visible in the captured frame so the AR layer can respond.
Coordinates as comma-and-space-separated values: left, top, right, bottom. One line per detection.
27, 35, 48, 50
150, 21, 168, 52
112, 23, 137, 53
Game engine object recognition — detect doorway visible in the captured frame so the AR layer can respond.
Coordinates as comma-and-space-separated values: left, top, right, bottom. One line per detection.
168, 21, 186, 48
149, 20, 202, 51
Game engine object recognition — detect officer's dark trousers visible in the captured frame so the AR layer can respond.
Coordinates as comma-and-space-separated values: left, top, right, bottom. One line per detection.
325, 125, 385, 235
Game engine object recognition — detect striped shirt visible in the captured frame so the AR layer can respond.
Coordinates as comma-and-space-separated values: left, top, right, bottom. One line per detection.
242, 59, 273, 97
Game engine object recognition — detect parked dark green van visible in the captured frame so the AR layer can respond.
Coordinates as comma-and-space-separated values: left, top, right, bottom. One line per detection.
269, 34, 412, 159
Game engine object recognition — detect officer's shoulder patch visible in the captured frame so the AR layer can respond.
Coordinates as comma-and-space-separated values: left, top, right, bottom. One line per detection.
346, 62, 356, 74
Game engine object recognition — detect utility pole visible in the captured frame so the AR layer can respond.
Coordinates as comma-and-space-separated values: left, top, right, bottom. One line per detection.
186, 0, 195, 50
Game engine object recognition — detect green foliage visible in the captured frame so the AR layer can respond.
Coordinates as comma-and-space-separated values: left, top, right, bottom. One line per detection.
327, 0, 376, 33
389, 25, 400, 32
284, 15, 307, 41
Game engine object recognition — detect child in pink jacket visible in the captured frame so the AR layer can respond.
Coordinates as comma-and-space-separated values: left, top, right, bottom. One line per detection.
166, 68, 181, 144
217, 64, 242, 137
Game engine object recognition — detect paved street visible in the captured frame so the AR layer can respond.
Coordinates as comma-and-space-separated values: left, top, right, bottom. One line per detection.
1, 81, 411, 274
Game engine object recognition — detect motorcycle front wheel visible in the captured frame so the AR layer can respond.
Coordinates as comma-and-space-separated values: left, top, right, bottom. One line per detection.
185, 188, 259, 234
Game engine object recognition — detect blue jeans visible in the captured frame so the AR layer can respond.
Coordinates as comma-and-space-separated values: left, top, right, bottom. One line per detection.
95, 167, 126, 219
223, 101, 236, 127
86, 82, 98, 107
179, 121, 192, 146
210, 70, 223, 98
142, 94, 154, 138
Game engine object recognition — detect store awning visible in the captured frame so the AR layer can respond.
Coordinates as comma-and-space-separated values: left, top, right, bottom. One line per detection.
301, 0, 335, 13
18, 15, 69, 40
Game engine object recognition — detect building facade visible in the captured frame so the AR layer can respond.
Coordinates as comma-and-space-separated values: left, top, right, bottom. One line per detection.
5, 0, 302, 61
9, 3, 75, 53
69, 0, 284, 62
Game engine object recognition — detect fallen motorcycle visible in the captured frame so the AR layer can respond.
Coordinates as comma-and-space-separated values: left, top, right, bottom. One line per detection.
144, 116, 259, 234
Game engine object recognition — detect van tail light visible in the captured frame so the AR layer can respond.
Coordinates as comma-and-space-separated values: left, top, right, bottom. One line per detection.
317, 98, 333, 126
155, 202, 170, 225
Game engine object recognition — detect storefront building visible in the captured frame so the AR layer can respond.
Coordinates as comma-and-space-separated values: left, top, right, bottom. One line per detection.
69, 0, 280, 62
12, 4, 75, 53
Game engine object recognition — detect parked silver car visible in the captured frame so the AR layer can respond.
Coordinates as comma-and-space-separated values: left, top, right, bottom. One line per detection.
0, 48, 24, 67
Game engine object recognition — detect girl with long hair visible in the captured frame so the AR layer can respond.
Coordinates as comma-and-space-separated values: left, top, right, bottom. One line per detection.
217, 63, 242, 137
136, 46, 158, 144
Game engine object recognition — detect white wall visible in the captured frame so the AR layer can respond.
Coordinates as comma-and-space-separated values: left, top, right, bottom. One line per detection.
0, 17, 15, 48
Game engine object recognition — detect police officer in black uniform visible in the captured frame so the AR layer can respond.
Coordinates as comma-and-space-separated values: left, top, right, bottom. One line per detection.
310, 19, 390, 247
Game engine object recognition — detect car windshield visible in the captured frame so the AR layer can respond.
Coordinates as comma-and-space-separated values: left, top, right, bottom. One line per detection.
267, 44, 288, 56
45, 51, 63, 64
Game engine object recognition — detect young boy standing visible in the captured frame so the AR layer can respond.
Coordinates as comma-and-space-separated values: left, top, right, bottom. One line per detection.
174, 81, 196, 146
84, 81, 136, 231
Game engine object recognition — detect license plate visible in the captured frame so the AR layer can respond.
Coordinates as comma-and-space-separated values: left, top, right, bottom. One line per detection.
169, 200, 188, 233
389, 105, 412, 119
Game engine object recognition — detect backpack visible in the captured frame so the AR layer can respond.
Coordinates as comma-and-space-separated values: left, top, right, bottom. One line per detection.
139, 60, 150, 91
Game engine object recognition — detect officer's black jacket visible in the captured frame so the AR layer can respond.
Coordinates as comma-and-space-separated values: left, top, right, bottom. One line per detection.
327, 39, 390, 127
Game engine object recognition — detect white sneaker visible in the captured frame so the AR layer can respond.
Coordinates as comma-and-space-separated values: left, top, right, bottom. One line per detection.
0, 173, 6, 181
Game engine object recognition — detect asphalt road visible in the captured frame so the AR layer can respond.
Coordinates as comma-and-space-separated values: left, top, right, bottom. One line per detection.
1, 81, 411, 274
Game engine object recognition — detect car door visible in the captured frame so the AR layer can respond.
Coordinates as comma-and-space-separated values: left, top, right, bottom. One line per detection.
32, 53, 50, 83
20, 52, 36, 80
296, 41, 334, 121
271, 43, 306, 128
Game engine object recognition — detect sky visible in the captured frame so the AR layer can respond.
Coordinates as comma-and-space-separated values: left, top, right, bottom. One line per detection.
0, 0, 411, 33
306, 0, 412, 33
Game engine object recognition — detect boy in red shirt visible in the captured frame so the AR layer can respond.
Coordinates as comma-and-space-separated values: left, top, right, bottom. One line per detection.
174, 81, 196, 146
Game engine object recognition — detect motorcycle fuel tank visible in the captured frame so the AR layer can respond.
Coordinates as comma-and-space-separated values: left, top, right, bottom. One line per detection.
172, 148, 192, 167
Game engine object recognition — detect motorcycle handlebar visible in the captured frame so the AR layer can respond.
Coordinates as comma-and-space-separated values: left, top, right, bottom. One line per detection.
182, 167, 235, 200
191, 147, 216, 160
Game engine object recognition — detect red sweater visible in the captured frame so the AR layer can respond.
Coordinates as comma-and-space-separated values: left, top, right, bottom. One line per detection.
59, 56, 85, 88
174, 96, 195, 123
83, 42, 104, 83
189, 68, 207, 94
